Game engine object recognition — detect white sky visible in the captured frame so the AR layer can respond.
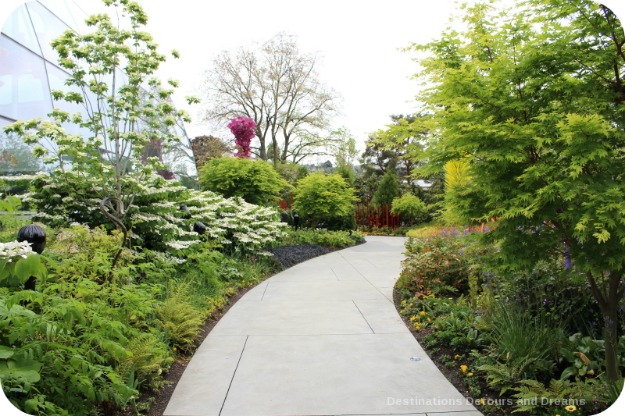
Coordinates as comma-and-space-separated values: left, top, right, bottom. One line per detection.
139, 0, 462, 149
2, 0, 625, 154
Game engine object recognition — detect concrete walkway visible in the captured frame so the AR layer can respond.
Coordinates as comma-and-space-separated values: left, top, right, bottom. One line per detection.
164, 236, 481, 416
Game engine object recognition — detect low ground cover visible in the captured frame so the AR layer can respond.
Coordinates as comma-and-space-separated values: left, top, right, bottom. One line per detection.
0, 204, 363, 415
395, 225, 625, 416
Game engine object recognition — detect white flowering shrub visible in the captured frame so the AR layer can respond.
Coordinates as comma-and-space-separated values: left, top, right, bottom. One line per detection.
185, 190, 288, 254
25, 171, 288, 254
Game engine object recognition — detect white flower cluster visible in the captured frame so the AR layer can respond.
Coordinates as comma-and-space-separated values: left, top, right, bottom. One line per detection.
183, 189, 288, 253
165, 240, 200, 250
0, 241, 34, 262
25, 170, 288, 255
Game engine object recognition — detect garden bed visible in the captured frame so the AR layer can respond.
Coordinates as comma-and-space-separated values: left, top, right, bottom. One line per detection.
392, 288, 509, 416
132, 242, 355, 416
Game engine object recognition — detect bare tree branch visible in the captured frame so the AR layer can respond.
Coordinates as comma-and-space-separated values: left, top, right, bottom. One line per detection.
202, 33, 339, 165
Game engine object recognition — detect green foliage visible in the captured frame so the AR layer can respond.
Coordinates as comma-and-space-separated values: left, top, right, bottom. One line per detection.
396, 227, 623, 412
3, 0, 196, 264
0, 175, 36, 197
334, 164, 355, 186
559, 333, 605, 381
46, 225, 134, 284
479, 304, 564, 393
397, 236, 469, 298
293, 173, 357, 230
372, 169, 399, 207
284, 229, 364, 249
408, 0, 625, 382
25, 172, 288, 254
361, 115, 423, 190
199, 157, 290, 206
512, 378, 603, 415
155, 282, 204, 353
441, 159, 483, 226
275, 162, 309, 186
0, 288, 146, 414
400, 295, 485, 354
0, 194, 21, 213
0, 253, 47, 289
489, 258, 604, 337
0, 186, 288, 415
0, 193, 28, 238
391, 193, 428, 225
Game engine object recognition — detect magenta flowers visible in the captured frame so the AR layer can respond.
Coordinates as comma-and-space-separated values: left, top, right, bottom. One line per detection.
227, 116, 256, 158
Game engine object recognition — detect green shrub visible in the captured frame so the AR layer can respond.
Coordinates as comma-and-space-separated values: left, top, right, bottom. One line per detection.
275, 162, 308, 186
0, 194, 29, 238
399, 295, 484, 353
285, 229, 364, 248
488, 258, 604, 337
512, 378, 607, 415
293, 173, 356, 230
559, 333, 625, 381
199, 157, 290, 206
397, 236, 469, 298
27, 172, 288, 254
391, 193, 428, 225
177, 243, 224, 299
0, 285, 166, 415
0, 175, 36, 197
372, 169, 399, 206
46, 225, 135, 284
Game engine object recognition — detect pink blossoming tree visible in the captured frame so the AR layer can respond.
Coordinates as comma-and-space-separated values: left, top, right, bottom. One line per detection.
227, 116, 256, 158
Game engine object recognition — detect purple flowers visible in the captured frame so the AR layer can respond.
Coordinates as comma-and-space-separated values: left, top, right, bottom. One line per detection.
228, 116, 256, 158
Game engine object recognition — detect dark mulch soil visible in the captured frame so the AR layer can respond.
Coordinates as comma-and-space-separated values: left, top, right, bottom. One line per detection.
268, 244, 330, 269
124, 243, 342, 416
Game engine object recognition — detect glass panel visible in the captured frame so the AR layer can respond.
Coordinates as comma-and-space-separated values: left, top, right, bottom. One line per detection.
38, 0, 81, 32
0, 128, 43, 175
0, 116, 13, 127
0, 35, 52, 121
1, 4, 42, 55
26, 1, 71, 64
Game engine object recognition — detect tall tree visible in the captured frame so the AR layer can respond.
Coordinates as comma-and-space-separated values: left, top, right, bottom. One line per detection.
5, 0, 194, 266
366, 114, 425, 179
359, 115, 427, 203
203, 33, 338, 165
410, 0, 625, 382
372, 168, 399, 207
327, 127, 358, 169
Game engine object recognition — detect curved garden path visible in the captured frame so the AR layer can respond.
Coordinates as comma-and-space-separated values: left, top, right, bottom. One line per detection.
164, 236, 481, 416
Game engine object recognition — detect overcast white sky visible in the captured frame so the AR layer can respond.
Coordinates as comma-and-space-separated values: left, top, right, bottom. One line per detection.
2, 0, 625, 154
139, 0, 462, 149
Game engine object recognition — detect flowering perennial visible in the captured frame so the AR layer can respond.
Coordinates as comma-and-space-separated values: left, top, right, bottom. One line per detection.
0, 241, 34, 262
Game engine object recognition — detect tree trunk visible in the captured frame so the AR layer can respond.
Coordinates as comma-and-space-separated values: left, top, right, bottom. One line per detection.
587, 271, 623, 382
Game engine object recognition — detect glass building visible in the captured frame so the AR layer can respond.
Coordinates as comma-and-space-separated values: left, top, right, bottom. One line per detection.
0, 0, 194, 177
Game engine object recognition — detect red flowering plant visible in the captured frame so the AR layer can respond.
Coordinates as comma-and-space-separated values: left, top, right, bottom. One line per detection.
227, 116, 256, 158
